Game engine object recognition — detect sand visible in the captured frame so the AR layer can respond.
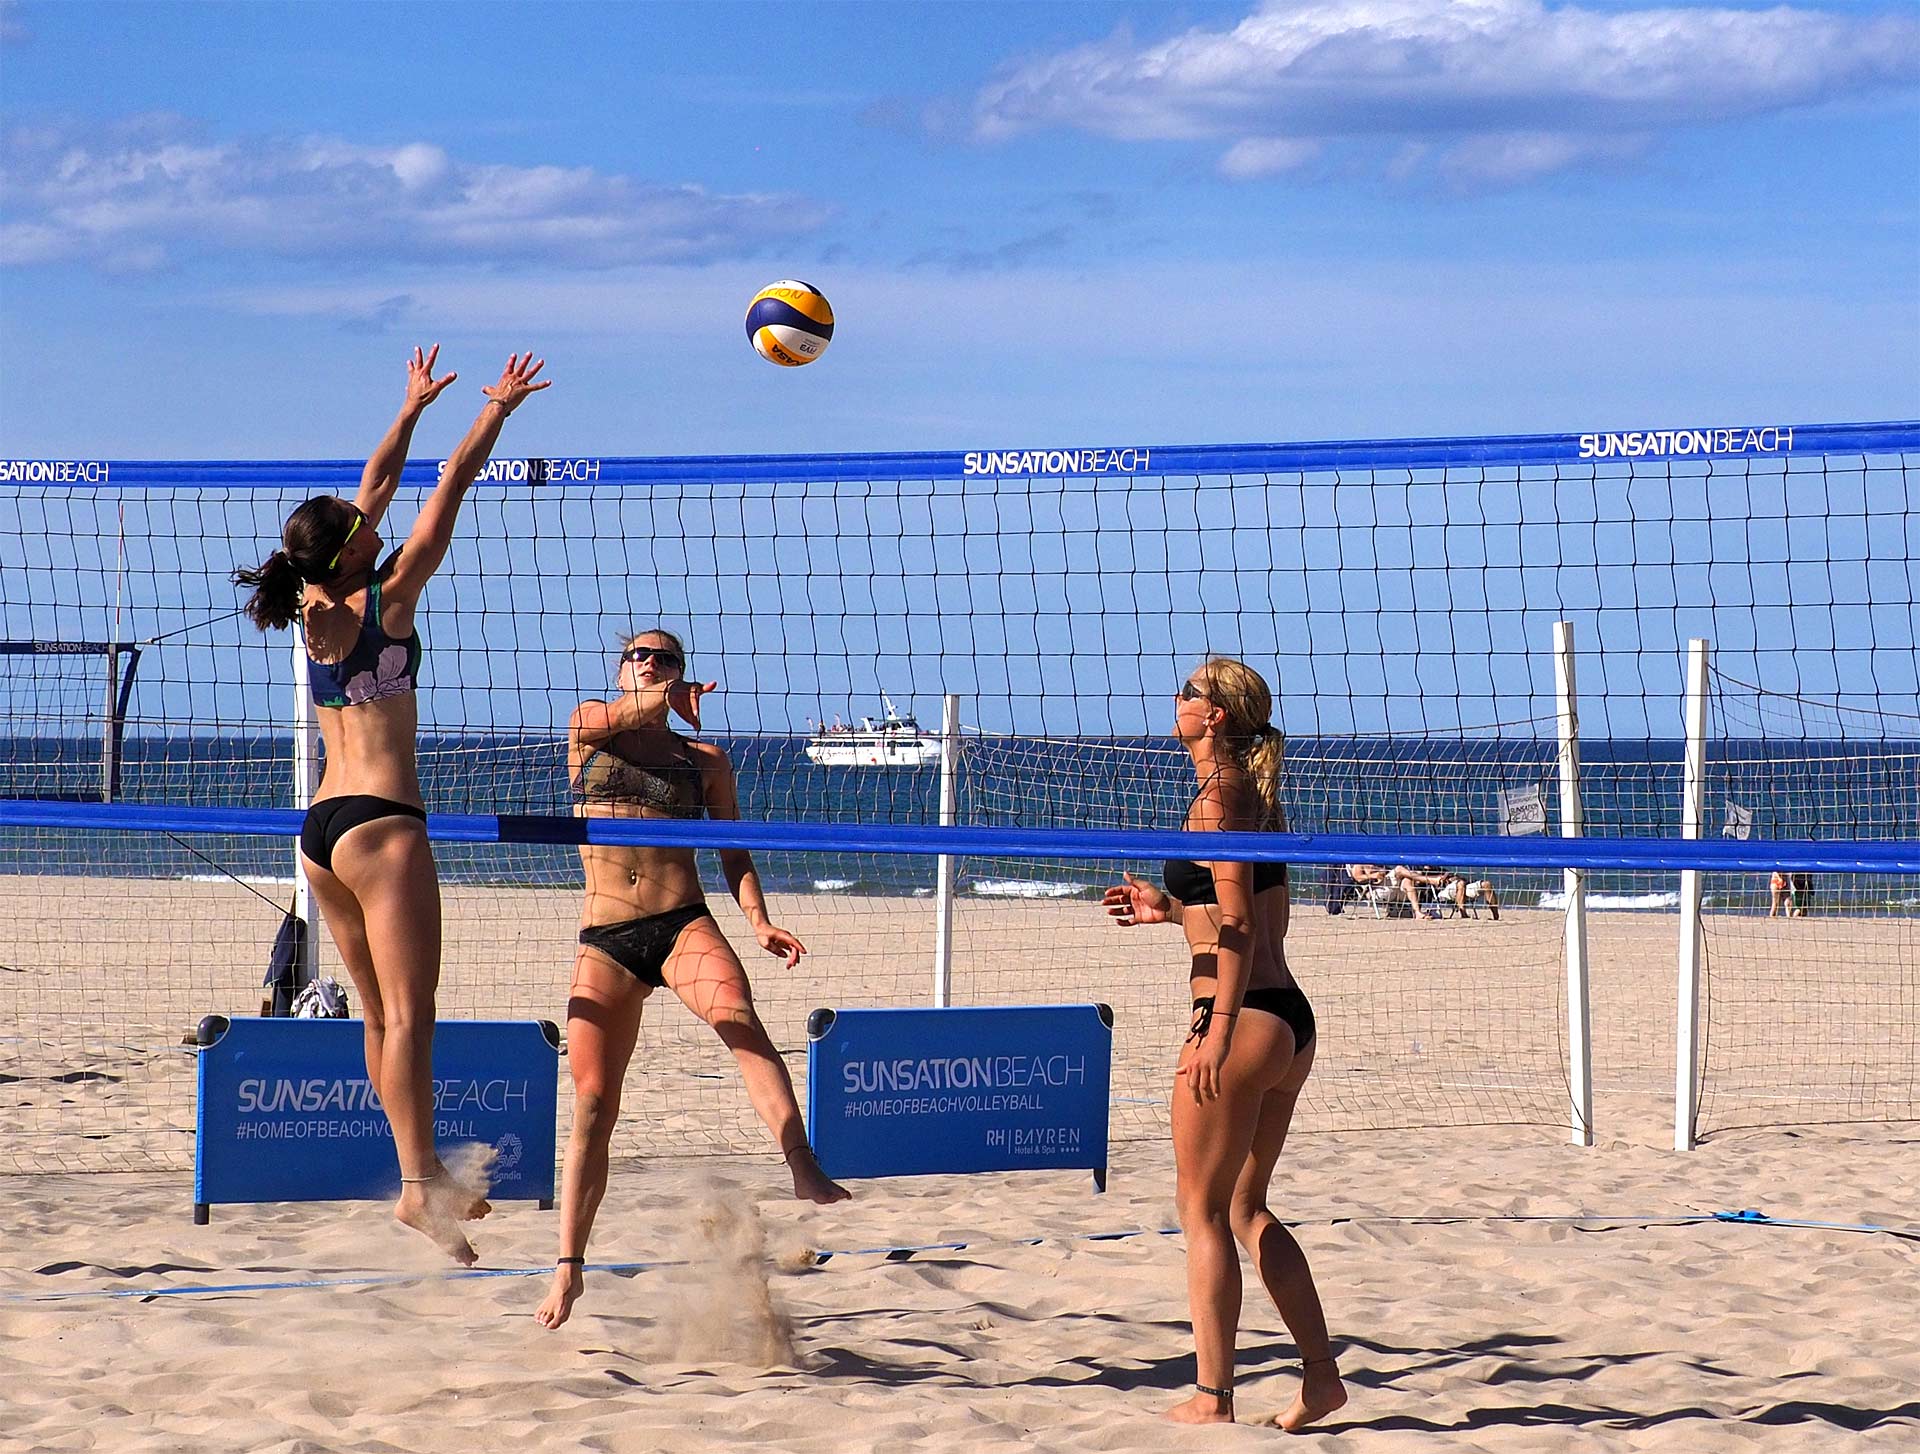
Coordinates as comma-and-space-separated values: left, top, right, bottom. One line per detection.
2, 880, 1916, 1451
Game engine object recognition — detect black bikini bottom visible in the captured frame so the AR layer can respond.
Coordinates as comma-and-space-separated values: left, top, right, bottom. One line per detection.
578, 903, 713, 988
1189, 983, 1315, 1050
300, 796, 427, 873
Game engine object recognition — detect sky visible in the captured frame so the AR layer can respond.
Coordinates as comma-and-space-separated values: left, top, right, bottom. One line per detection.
1, 0, 1916, 464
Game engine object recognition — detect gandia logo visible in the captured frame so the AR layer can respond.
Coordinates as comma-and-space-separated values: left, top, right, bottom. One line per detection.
493, 1132, 523, 1175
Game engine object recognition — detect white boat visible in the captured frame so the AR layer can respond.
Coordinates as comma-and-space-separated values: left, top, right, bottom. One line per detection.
804, 694, 943, 767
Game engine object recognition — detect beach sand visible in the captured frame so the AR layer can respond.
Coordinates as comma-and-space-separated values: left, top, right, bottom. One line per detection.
2, 881, 1916, 1451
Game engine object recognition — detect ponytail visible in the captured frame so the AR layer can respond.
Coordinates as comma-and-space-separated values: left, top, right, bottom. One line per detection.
1247, 722, 1288, 832
232, 549, 305, 631
233, 495, 357, 631
1193, 656, 1287, 831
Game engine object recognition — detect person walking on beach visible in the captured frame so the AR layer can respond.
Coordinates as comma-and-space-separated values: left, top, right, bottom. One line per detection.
1103, 657, 1345, 1430
234, 346, 550, 1264
535, 628, 848, 1332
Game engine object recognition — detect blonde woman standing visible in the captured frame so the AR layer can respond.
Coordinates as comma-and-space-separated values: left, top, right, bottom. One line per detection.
1104, 657, 1345, 1430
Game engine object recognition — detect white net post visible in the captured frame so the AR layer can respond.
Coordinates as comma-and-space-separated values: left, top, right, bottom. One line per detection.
288, 633, 319, 998
932, 693, 960, 1007
1554, 620, 1593, 1147
1674, 637, 1711, 1151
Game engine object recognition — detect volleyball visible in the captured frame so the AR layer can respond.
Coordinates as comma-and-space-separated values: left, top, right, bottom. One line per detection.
745, 279, 834, 367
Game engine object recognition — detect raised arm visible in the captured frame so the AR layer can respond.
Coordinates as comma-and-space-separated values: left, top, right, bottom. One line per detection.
355, 345, 457, 528
382, 352, 550, 607
569, 678, 715, 751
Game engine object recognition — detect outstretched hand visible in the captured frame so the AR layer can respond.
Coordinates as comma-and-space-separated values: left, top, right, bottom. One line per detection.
667, 679, 718, 730
405, 344, 457, 410
755, 922, 807, 968
1104, 872, 1172, 927
483, 352, 552, 414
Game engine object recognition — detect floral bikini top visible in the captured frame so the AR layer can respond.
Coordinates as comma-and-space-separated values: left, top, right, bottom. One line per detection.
302, 557, 422, 709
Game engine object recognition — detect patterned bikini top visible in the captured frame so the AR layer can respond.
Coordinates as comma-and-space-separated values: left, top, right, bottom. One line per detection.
302, 556, 422, 710
572, 736, 706, 818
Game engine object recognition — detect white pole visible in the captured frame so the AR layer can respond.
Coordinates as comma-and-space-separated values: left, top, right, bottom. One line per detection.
932, 694, 960, 1007
1674, 637, 1710, 1151
290, 633, 320, 999
1554, 621, 1593, 1147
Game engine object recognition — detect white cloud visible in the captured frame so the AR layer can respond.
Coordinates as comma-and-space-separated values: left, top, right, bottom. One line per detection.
0, 117, 828, 271
972, 0, 1920, 184
1218, 136, 1323, 179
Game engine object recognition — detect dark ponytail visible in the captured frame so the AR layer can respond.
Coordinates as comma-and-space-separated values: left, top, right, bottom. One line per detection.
232, 495, 358, 632
233, 549, 306, 630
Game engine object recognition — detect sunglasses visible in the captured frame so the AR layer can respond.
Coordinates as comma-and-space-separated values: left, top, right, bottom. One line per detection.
1178, 680, 1209, 702
326, 508, 367, 574
622, 645, 685, 670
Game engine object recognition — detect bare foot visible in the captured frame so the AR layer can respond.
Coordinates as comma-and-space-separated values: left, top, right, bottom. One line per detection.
534, 1263, 584, 1330
785, 1146, 852, 1204
1162, 1391, 1233, 1424
424, 1164, 492, 1220
394, 1183, 478, 1267
1274, 1363, 1347, 1433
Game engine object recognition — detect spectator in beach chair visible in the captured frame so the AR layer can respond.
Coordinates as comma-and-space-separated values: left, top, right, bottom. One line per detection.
1434, 870, 1502, 921
1390, 865, 1453, 920
1346, 863, 1419, 919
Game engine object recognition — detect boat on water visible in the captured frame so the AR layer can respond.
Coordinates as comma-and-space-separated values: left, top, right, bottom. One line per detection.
804, 694, 943, 767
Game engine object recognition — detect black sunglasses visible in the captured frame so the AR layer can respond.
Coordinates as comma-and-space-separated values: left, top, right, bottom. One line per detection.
623, 645, 684, 669
1178, 680, 1209, 701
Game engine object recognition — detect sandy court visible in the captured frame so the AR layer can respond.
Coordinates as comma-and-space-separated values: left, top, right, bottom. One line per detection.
1, 1124, 1915, 1453
1, 876, 1916, 1450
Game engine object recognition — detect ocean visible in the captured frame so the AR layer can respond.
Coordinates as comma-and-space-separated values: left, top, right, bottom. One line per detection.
2, 734, 1915, 913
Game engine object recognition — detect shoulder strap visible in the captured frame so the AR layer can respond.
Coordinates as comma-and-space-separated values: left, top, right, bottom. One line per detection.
364, 548, 405, 628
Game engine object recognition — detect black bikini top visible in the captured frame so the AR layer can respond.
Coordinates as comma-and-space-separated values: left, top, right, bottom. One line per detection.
1163, 857, 1289, 906
572, 737, 705, 817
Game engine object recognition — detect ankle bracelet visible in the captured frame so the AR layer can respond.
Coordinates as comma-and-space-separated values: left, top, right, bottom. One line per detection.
1196, 1381, 1233, 1400
1302, 1356, 1338, 1368
557, 1255, 585, 1266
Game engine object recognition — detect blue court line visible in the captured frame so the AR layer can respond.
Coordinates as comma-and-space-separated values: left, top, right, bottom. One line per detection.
7, 1210, 1911, 1306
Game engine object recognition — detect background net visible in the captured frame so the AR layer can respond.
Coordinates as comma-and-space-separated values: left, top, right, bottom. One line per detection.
1694, 671, 1919, 1138
2, 425, 1915, 1171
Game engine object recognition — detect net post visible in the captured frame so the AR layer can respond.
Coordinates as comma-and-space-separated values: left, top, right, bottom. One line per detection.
287, 633, 320, 1009
99, 647, 119, 804
1554, 621, 1593, 1147
932, 694, 960, 1008
1674, 636, 1711, 1151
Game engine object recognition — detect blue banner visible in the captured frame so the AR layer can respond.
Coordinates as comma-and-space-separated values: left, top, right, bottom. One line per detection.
9, 419, 1911, 493
806, 1005, 1112, 1187
194, 1016, 558, 1220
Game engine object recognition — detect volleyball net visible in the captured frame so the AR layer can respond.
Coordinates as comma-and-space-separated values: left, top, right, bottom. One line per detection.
2, 422, 1915, 1171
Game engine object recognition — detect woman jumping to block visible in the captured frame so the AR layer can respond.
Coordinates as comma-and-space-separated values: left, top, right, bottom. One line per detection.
234, 346, 550, 1264
1103, 657, 1345, 1430
535, 628, 847, 1331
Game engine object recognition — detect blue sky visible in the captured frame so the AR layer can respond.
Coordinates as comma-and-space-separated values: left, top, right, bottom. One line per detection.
2, 0, 1916, 462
